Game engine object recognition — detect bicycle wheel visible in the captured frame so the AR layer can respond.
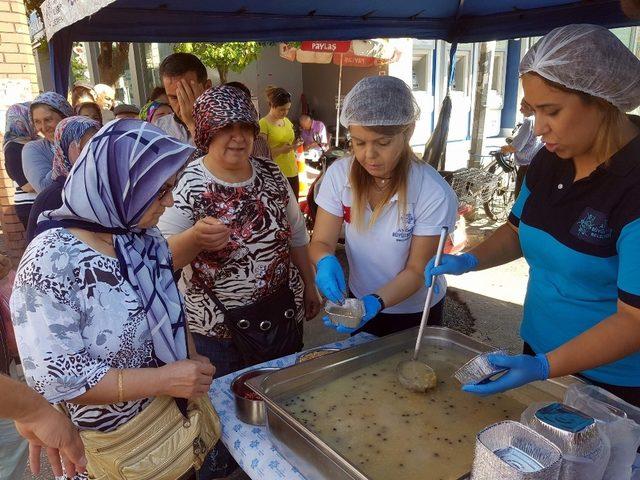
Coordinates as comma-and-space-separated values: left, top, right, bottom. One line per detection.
483, 165, 517, 221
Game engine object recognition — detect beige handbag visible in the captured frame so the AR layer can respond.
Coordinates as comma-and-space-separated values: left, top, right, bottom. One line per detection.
79, 395, 221, 480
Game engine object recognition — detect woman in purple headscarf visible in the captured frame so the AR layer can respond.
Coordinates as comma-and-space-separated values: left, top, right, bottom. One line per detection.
2, 102, 39, 227
22, 92, 74, 194
11, 119, 218, 480
24, 115, 100, 244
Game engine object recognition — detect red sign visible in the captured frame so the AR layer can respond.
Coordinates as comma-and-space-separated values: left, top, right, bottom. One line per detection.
332, 53, 376, 67
300, 40, 351, 53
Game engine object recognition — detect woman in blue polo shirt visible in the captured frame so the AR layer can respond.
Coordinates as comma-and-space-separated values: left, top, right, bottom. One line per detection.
426, 24, 640, 406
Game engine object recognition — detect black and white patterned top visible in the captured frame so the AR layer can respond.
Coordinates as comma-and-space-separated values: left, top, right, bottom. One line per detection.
158, 156, 309, 338
10, 228, 158, 433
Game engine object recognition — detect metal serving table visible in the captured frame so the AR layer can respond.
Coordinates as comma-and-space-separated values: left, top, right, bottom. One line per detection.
247, 327, 581, 480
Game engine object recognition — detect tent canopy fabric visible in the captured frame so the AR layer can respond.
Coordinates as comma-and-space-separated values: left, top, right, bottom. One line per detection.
43, 0, 635, 94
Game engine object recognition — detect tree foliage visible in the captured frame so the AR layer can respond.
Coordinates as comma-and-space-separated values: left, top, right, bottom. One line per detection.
174, 42, 261, 84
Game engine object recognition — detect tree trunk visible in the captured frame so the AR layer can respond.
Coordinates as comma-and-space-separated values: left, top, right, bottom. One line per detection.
97, 42, 130, 86
217, 66, 228, 84
469, 41, 496, 168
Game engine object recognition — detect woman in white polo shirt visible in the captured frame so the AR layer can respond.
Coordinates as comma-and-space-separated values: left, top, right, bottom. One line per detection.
309, 76, 458, 336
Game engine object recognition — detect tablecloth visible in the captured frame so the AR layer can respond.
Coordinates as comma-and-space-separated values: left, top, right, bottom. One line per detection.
209, 333, 377, 480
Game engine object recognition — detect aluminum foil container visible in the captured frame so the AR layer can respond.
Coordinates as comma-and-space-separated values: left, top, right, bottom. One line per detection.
454, 350, 508, 385
524, 402, 610, 480
530, 403, 600, 456
471, 420, 562, 480
324, 298, 364, 329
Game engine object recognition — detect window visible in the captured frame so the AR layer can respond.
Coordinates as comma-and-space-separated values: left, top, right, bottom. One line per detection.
491, 51, 506, 93
411, 50, 433, 93
451, 51, 471, 95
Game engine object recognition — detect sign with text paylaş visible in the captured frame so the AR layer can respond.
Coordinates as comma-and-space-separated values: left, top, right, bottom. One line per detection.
41, 0, 115, 41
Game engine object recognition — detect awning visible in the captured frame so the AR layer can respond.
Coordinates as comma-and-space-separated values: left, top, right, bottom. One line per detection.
41, 0, 636, 94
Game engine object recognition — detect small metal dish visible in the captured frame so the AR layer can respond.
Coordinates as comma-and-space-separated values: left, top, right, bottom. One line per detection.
296, 347, 340, 363
231, 367, 279, 425
453, 349, 508, 385
324, 298, 364, 329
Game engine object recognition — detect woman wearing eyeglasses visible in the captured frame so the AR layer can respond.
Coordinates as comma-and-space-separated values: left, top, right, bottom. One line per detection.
259, 86, 303, 196
159, 85, 321, 478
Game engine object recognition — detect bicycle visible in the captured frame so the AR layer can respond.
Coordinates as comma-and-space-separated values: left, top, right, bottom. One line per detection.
479, 150, 518, 221
446, 150, 517, 222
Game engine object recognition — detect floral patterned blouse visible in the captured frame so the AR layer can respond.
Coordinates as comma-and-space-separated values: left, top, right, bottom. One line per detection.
10, 228, 158, 433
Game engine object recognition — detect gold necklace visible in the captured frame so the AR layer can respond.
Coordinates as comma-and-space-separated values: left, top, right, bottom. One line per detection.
373, 177, 392, 191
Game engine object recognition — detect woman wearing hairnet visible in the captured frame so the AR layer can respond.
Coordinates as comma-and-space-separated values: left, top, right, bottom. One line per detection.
310, 76, 458, 336
426, 24, 640, 406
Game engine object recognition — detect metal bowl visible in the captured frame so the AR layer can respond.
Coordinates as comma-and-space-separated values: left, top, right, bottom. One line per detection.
324, 298, 364, 329
296, 347, 340, 363
231, 367, 279, 425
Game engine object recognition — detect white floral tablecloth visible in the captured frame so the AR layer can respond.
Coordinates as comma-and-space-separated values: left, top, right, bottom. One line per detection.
209, 333, 377, 480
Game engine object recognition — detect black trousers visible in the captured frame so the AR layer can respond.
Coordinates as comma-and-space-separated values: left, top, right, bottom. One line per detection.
523, 342, 640, 407
287, 175, 299, 200
352, 298, 445, 337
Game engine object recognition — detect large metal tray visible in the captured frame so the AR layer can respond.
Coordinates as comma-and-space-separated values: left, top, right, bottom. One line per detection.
247, 327, 581, 480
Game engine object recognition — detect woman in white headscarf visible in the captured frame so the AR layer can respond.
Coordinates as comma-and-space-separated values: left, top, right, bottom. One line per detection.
425, 24, 640, 406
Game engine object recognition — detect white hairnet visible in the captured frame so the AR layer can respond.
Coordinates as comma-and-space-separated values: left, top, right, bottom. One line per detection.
519, 24, 640, 112
340, 76, 420, 127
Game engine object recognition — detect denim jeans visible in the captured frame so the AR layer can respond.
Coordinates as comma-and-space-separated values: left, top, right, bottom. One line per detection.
192, 334, 251, 479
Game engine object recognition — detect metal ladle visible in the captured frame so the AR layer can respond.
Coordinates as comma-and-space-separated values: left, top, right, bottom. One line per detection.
397, 226, 449, 392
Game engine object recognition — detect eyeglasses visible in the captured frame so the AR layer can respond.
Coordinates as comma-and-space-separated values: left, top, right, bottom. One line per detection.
156, 182, 174, 200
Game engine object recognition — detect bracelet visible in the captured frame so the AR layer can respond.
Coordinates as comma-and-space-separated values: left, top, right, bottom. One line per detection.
371, 294, 386, 311
117, 370, 124, 403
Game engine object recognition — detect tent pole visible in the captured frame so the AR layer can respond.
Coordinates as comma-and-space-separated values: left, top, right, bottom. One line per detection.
335, 53, 344, 147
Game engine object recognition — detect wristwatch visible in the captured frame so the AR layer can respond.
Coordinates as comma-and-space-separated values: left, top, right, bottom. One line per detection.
371, 294, 386, 311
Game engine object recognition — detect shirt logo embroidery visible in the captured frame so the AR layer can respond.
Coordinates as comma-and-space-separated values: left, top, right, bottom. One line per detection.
392, 213, 416, 242
570, 207, 613, 245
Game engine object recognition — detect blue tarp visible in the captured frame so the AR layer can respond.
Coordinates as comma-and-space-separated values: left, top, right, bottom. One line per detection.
48, 0, 635, 94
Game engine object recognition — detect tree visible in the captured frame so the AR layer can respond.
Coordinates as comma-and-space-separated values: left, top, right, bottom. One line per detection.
25, 0, 129, 88
174, 42, 262, 84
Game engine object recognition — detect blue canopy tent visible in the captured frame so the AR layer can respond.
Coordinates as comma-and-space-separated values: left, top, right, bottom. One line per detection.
43, 0, 636, 95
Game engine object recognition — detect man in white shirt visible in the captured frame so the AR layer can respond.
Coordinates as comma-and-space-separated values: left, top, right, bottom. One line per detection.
155, 52, 212, 145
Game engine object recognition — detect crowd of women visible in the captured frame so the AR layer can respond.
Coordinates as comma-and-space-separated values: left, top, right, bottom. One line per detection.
1, 23, 640, 480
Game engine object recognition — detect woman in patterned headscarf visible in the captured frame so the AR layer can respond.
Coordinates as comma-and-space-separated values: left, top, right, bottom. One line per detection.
12, 119, 218, 480
158, 85, 321, 478
22, 92, 74, 194
24, 116, 100, 244
140, 100, 173, 124
2, 102, 39, 227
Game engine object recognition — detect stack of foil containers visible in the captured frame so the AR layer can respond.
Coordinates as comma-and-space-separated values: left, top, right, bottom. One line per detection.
471, 420, 563, 480
521, 402, 610, 480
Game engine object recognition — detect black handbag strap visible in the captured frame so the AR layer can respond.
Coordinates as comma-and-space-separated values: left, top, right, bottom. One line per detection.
198, 280, 229, 314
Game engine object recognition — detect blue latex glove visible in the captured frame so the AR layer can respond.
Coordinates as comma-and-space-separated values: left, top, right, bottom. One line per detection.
315, 255, 346, 303
322, 294, 382, 334
462, 353, 550, 396
424, 253, 479, 288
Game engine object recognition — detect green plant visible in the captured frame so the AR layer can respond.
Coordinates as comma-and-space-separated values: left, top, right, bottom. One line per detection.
174, 42, 262, 84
